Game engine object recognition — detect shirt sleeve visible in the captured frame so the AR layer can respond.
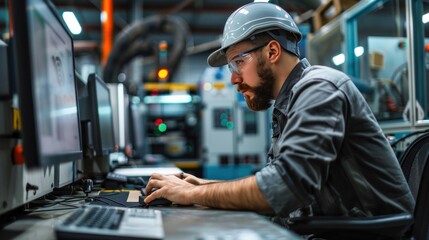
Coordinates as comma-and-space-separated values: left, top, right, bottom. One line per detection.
256, 165, 302, 214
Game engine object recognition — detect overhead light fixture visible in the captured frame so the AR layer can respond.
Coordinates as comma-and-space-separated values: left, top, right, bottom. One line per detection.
254, 0, 270, 2
332, 53, 345, 66
332, 46, 364, 66
62, 11, 82, 35
100, 11, 108, 23
354, 46, 364, 57
423, 13, 429, 24
144, 94, 193, 104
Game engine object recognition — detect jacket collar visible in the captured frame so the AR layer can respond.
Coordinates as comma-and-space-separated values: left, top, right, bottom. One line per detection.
274, 58, 311, 110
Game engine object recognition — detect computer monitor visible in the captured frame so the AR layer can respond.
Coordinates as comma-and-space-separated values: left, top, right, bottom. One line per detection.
11, 0, 82, 168
129, 96, 146, 159
87, 73, 116, 157
107, 83, 131, 154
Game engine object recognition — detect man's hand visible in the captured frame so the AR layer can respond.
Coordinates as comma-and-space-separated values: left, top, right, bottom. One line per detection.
173, 172, 204, 185
174, 172, 222, 185
145, 173, 273, 213
144, 173, 196, 205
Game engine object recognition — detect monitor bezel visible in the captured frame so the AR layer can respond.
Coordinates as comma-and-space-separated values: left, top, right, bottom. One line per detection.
11, 0, 83, 168
87, 73, 116, 157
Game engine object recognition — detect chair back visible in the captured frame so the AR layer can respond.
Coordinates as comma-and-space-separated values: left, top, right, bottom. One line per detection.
399, 132, 429, 240
286, 132, 429, 239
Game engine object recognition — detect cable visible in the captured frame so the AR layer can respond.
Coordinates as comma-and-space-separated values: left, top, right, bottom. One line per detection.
102, 14, 190, 86
25, 206, 79, 213
24, 196, 82, 213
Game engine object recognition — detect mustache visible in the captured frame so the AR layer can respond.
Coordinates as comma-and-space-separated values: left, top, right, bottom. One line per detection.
237, 83, 252, 92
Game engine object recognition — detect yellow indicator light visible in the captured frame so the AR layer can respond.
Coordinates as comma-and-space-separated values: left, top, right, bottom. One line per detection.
157, 68, 169, 80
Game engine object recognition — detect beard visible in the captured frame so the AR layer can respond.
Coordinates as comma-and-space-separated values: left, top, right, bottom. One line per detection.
237, 57, 275, 111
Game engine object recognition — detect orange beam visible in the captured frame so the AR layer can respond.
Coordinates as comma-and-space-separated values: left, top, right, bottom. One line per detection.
7, 0, 13, 37
101, 0, 113, 65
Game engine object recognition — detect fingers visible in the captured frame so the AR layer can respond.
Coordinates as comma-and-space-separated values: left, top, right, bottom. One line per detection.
150, 172, 163, 179
174, 172, 187, 179
144, 174, 171, 204
145, 173, 163, 195
144, 188, 161, 204
144, 173, 185, 204
144, 179, 157, 195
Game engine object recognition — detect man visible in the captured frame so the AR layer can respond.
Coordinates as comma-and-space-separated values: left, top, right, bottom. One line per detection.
144, 2, 414, 221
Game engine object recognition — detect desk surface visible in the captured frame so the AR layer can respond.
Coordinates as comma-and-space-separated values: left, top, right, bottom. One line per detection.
0, 204, 302, 240
160, 207, 301, 240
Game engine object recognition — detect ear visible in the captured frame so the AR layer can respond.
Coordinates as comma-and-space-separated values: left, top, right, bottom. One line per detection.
266, 40, 282, 63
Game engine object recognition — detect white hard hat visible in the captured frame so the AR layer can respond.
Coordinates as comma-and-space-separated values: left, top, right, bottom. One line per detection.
207, 2, 302, 67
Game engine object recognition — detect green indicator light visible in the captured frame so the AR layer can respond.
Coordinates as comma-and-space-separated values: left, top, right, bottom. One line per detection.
226, 122, 234, 129
221, 119, 228, 126
158, 123, 167, 132
220, 113, 227, 119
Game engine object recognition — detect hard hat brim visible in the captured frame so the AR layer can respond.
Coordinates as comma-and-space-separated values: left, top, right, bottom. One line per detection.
207, 47, 228, 67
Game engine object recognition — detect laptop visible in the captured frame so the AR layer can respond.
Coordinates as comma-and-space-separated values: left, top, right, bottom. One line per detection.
55, 205, 164, 240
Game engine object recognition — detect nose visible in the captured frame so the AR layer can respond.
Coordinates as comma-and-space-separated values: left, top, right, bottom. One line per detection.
230, 71, 242, 85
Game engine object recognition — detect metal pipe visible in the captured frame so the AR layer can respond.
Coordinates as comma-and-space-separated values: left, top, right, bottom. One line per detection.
101, 0, 113, 65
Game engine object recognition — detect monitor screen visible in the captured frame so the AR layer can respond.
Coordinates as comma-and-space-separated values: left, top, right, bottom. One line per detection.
87, 73, 116, 156
12, 0, 82, 168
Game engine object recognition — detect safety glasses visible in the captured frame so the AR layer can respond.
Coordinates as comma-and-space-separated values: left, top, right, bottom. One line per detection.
227, 42, 269, 74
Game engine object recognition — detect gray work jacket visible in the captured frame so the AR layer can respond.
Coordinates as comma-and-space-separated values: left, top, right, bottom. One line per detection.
256, 59, 415, 219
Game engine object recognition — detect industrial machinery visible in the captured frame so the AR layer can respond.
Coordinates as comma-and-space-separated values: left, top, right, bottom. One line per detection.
307, 0, 429, 148
142, 83, 202, 162
200, 66, 270, 180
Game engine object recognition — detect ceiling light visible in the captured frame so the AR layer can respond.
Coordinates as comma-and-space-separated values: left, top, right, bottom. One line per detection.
423, 13, 429, 24
100, 11, 107, 23
332, 53, 345, 66
62, 11, 82, 35
144, 95, 193, 104
354, 46, 364, 57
